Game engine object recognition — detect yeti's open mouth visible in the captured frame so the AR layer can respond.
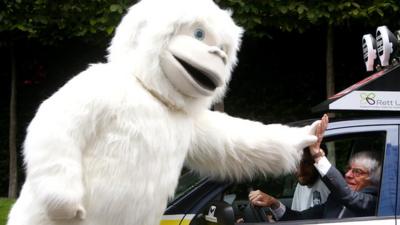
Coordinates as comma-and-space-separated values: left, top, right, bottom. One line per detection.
174, 56, 217, 91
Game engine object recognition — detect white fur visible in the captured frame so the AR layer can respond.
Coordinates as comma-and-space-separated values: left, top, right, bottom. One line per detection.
7, 0, 318, 225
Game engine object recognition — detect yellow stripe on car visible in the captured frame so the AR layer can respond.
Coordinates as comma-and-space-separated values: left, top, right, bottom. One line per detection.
160, 214, 195, 225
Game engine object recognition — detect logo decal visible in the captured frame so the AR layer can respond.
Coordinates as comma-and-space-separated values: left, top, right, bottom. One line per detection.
360, 92, 376, 105
331, 91, 400, 111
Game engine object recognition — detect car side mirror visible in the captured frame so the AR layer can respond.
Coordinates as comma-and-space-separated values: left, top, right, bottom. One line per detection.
204, 201, 235, 225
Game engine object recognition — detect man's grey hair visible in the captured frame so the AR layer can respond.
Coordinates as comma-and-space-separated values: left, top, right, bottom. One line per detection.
349, 151, 382, 187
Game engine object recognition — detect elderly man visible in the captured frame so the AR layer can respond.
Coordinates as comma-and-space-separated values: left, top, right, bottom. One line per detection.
249, 115, 382, 220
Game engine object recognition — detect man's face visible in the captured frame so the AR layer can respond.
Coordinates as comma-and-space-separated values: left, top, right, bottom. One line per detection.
296, 153, 318, 186
345, 163, 371, 191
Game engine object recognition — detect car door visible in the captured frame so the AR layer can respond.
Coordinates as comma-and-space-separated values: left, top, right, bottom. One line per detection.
171, 121, 400, 225
322, 124, 398, 225
265, 123, 399, 225
235, 123, 399, 225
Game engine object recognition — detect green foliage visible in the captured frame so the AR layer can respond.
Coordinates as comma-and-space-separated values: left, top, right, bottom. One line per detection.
1, 0, 400, 42
0, 0, 137, 45
0, 198, 14, 225
218, 0, 400, 36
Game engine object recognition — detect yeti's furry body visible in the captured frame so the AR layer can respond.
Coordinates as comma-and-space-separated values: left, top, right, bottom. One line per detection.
7, 0, 318, 225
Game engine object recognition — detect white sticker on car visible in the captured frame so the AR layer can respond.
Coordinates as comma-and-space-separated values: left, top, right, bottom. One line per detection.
205, 205, 218, 223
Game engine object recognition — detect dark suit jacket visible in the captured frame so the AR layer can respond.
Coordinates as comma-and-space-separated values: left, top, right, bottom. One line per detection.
281, 165, 378, 220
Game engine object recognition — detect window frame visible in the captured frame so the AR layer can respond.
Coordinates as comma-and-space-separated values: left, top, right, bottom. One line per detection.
248, 124, 399, 225
324, 124, 398, 217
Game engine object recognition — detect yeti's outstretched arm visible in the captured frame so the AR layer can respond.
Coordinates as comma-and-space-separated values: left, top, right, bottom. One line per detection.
186, 110, 318, 181
23, 78, 98, 220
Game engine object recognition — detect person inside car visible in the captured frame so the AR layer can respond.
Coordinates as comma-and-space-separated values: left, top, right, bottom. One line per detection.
249, 114, 382, 220
291, 146, 330, 211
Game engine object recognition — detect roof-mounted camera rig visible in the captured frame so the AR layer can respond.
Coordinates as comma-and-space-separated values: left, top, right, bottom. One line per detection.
363, 25, 400, 72
313, 25, 400, 113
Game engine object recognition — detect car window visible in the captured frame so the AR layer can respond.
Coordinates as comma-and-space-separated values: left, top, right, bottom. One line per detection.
324, 131, 386, 173
168, 168, 203, 204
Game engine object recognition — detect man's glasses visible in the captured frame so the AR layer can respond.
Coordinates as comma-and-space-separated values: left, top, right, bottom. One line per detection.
346, 167, 369, 177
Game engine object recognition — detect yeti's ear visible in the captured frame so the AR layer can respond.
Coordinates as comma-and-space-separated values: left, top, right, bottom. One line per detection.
107, 1, 149, 62
225, 8, 234, 17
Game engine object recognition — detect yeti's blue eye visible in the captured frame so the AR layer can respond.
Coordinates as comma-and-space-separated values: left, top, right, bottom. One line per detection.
194, 28, 205, 40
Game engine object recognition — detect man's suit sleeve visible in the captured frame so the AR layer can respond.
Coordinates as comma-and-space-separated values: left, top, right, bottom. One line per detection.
321, 166, 377, 215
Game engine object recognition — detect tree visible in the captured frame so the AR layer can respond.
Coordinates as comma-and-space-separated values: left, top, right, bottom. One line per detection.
8, 44, 17, 198
0, 0, 137, 198
218, 0, 400, 98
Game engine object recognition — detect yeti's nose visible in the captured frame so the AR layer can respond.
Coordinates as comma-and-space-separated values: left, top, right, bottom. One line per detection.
208, 46, 227, 65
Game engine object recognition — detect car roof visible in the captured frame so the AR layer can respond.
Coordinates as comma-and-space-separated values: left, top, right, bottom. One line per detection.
313, 63, 400, 113
287, 116, 400, 130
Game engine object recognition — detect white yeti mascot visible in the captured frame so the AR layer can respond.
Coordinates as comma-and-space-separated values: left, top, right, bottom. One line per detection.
7, 0, 319, 225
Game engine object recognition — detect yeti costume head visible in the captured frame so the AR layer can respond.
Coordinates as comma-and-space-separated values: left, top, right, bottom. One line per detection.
108, 0, 243, 113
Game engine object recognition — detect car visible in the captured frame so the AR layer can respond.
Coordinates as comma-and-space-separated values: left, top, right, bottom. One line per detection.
160, 116, 400, 225
160, 59, 400, 224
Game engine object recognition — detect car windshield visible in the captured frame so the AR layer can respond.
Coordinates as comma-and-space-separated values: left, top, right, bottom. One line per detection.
168, 168, 203, 204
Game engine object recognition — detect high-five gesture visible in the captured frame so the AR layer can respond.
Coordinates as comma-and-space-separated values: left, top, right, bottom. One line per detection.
309, 114, 329, 160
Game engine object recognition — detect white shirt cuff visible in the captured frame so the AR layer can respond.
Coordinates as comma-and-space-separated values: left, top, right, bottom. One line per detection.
314, 156, 331, 176
271, 201, 286, 220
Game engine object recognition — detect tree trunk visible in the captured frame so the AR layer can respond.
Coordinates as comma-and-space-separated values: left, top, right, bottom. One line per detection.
8, 44, 18, 198
326, 25, 335, 98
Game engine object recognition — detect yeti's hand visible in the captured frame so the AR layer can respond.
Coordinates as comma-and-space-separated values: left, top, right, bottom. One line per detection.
309, 114, 328, 154
292, 120, 320, 150
45, 193, 86, 220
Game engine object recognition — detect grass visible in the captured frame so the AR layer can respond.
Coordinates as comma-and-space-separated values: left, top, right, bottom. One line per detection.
0, 198, 14, 225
